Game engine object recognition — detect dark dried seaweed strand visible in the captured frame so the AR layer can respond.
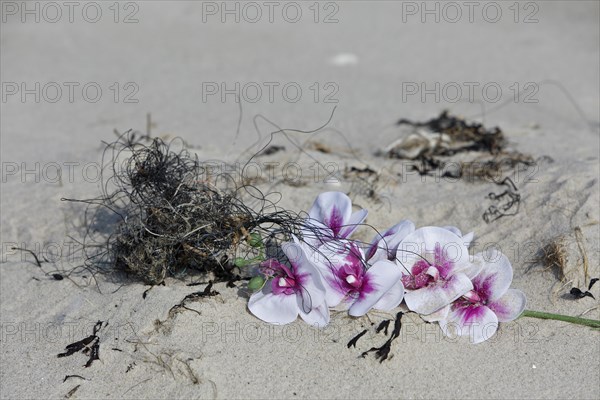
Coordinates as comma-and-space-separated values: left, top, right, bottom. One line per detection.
360, 312, 403, 363
65, 385, 80, 399
260, 145, 286, 156
92, 321, 103, 335
142, 281, 165, 299
57, 335, 97, 358
84, 338, 100, 368
570, 287, 595, 300
226, 274, 243, 288
347, 329, 368, 348
168, 281, 221, 317
63, 375, 87, 383
390, 312, 403, 339
375, 319, 390, 335
185, 281, 220, 300
11, 247, 43, 268
58, 320, 103, 368
483, 177, 521, 223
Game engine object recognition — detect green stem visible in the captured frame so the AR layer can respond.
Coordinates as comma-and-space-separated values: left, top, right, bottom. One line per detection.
521, 310, 600, 328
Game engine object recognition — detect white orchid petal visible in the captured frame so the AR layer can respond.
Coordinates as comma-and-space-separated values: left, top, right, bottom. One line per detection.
339, 208, 368, 238
299, 303, 330, 328
442, 226, 462, 237
442, 226, 474, 248
248, 289, 298, 325
372, 280, 405, 311
312, 261, 346, 307
282, 242, 327, 309
421, 304, 450, 322
404, 273, 473, 315
301, 219, 334, 247
462, 232, 475, 248
461, 253, 485, 280
489, 289, 527, 322
367, 220, 415, 261
472, 249, 513, 302
349, 260, 403, 316
440, 305, 499, 344
308, 192, 353, 237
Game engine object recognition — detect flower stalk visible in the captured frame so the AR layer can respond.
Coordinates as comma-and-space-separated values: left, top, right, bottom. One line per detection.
520, 310, 600, 328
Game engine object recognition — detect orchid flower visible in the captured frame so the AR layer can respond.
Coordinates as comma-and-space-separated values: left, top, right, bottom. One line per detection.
311, 240, 404, 316
439, 248, 527, 343
302, 192, 368, 246
248, 242, 330, 327
365, 220, 416, 263
360, 220, 415, 312
396, 226, 480, 317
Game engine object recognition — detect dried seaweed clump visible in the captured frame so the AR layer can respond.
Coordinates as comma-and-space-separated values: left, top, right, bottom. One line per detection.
540, 227, 594, 286
382, 110, 537, 182
541, 238, 569, 281
393, 110, 506, 157
70, 131, 301, 285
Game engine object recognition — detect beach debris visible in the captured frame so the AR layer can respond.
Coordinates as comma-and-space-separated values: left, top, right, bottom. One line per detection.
380, 111, 544, 223
375, 319, 390, 335
126, 362, 136, 373
360, 312, 404, 363
388, 111, 506, 159
11, 246, 44, 268
64, 131, 305, 285
346, 329, 368, 348
308, 140, 333, 154
482, 177, 521, 223
157, 282, 221, 324
259, 145, 285, 156
65, 385, 81, 398
540, 225, 597, 288
7, 246, 72, 282
63, 375, 87, 383
570, 278, 598, 300
58, 321, 103, 368
142, 281, 165, 299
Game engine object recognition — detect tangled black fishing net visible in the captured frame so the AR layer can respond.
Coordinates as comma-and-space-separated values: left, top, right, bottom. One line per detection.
66, 131, 303, 285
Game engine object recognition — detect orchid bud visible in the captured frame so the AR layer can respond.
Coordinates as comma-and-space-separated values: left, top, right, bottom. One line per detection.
247, 233, 263, 248
247, 276, 265, 291
234, 257, 250, 267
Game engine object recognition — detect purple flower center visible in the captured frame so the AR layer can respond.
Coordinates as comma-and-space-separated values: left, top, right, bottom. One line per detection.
401, 260, 435, 289
401, 244, 455, 290
328, 243, 374, 299
260, 258, 305, 296
335, 262, 365, 293
452, 289, 489, 315
327, 206, 344, 236
273, 276, 298, 295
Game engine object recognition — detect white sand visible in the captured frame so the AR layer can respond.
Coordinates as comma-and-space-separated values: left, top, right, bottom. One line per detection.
1, 2, 599, 399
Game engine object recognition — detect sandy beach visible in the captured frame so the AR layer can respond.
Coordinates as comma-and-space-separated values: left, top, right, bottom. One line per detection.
1, 1, 599, 399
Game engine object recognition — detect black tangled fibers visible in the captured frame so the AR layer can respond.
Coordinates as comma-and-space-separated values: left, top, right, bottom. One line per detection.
65, 131, 304, 285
